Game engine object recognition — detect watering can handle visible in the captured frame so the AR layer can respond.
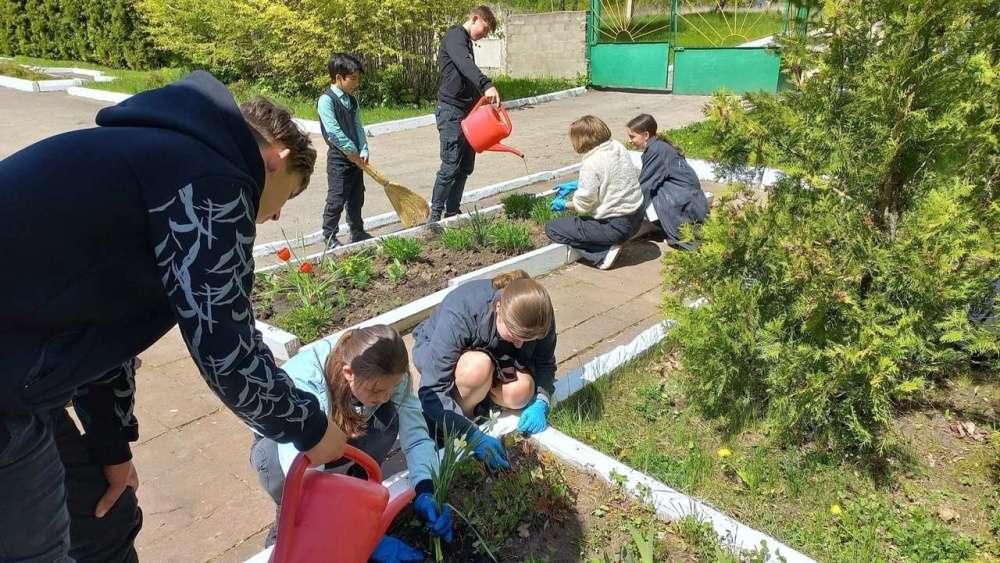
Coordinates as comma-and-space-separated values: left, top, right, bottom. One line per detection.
283, 447, 384, 525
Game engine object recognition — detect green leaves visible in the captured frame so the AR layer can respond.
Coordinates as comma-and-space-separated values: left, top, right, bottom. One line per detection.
665, 0, 1000, 461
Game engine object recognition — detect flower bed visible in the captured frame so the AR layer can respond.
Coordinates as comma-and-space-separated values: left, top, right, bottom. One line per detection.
388, 436, 748, 562
252, 211, 556, 344
551, 346, 1000, 562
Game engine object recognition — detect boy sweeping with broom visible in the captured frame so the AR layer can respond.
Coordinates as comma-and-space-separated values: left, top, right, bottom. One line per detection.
319, 52, 373, 249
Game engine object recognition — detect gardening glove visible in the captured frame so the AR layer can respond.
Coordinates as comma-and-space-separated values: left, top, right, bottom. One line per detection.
517, 398, 549, 436
551, 197, 568, 212
555, 180, 579, 198
370, 535, 424, 563
414, 493, 454, 543
469, 428, 511, 471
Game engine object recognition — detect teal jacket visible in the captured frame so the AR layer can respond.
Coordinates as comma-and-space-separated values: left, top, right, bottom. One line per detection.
274, 344, 438, 489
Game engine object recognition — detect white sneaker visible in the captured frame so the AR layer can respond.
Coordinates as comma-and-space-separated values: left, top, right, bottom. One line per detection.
599, 244, 623, 270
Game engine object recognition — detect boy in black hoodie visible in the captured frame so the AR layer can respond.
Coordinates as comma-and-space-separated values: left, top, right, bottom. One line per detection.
0, 71, 348, 561
428, 5, 503, 223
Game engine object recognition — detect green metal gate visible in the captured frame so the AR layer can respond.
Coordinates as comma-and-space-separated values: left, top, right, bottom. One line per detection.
587, 0, 673, 90
588, 0, 809, 94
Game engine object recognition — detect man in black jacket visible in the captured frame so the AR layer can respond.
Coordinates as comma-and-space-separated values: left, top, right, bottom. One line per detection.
428, 5, 503, 223
0, 71, 347, 562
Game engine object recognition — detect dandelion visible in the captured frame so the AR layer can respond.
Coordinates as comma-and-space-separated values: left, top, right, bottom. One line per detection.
276, 247, 291, 261
717, 447, 732, 458
830, 503, 842, 516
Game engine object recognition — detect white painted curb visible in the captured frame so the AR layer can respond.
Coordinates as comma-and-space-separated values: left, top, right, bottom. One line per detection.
292, 86, 587, 136
261, 239, 575, 359
534, 429, 814, 563
36, 78, 85, 91
0, 75, 38, 92
67, 86, 130, 103
252, 164, 580, 258
628, 150, 783, 188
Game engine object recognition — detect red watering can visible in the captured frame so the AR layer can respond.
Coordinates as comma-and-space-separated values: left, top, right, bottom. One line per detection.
461, 96, 524, 158
270, 446, 416, 563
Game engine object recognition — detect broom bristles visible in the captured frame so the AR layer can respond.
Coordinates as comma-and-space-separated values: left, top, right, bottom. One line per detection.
385, 182, 430, 227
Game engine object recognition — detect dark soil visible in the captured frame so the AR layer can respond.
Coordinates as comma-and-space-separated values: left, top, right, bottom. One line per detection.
387, 437, 702, 562
252, 222, 551, 343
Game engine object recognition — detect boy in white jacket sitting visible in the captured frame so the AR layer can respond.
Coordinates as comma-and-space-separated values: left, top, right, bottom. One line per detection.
544, 115, 644, 270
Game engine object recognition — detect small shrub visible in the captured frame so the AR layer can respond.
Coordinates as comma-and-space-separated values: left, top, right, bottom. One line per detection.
501, 193, 537, 220
378, 236, 423, 263
530, 197, 557, 225
440, 228, 476, 252
386, 259, 407, 285
274, 302, 333, 343
334, 252, 374, 289
466, 208, 494, 248
488, 220, 533, 253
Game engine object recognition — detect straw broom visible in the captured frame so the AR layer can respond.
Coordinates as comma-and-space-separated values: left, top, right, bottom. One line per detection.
330, 144, 430, 227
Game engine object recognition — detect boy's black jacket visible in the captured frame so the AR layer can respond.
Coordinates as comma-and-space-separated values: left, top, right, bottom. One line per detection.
0, 71, 326, 464
437, 24, 494, 112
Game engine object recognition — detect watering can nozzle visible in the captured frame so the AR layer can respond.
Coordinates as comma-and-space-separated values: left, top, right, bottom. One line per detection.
488, 142, 524, 158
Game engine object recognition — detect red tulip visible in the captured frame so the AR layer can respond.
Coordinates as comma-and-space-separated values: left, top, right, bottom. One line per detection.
276, 247, 291, 261
299, 262, 314, 274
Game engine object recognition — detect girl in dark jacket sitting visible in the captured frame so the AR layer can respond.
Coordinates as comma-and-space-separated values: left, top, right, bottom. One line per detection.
413, 270, 557, 471
626, 113, 708, 249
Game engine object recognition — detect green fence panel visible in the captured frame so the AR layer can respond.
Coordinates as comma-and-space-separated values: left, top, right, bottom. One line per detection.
672, 47, 780, 95
590, 42, 670, 90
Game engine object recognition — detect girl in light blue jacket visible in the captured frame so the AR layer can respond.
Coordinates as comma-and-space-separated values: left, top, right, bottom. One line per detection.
249, 325, 451, 561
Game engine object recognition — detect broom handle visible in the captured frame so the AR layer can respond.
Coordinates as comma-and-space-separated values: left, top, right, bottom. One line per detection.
329, 142, 391, 187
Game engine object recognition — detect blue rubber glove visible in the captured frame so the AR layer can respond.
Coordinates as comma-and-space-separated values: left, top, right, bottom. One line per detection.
371, 535, 424, 563
414, 493, 454, 543
551, 197, 567, 212
517, 398, 549, 435
469, 429, 511, 471
555, 180, 579, 198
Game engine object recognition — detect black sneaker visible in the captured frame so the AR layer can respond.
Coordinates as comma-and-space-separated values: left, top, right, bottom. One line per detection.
350, 231, 373, 243
326, 237, 342, 250
425, 212, 442, 226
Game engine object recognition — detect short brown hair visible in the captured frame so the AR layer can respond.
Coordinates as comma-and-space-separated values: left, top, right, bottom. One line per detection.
471, 5, 498, 32
627, 113, 658, 136
569, 115, 612, 154
240, 97, 317, 193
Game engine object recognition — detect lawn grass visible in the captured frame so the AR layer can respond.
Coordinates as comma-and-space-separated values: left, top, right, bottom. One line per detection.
0, 60, 52, 80
11, 55, 579, 125
551, 345, 1000, 562
598, 10, 784, 47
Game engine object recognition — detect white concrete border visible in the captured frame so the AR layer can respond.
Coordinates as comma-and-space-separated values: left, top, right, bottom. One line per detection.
0, 75, 38, 92
0, 63, 117, 93
67, 86, 130, 103
628, 150, 784, 188
252, 163, 580, 258
260, 240, 576, 360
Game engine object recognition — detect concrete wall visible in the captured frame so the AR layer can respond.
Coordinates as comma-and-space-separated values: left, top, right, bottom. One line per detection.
488, 11, 589, 80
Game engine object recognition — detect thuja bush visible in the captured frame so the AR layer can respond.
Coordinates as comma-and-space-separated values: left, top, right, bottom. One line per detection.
664, 0, 999, 459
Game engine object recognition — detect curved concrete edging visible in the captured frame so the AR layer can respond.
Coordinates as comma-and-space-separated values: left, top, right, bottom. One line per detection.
0, 64, 117, 93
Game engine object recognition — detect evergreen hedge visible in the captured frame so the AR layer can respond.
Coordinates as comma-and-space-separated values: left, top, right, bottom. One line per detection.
0, 0, 162, 69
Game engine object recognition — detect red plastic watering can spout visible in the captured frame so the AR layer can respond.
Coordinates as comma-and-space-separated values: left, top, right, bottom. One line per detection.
488, 142, 524, 158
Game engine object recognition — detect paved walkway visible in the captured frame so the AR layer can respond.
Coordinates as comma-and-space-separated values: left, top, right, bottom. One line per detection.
127, 179, 724, 562
0, 86, 708, 246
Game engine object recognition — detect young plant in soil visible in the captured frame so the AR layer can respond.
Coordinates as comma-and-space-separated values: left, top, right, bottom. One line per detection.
378, 236, 423, 264
439, 228, 477, 252
487, 220, 533, 253
500, 193, 537, 221
386, 260, 407, 285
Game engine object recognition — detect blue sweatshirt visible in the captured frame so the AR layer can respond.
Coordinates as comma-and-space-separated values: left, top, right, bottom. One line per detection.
0, 71, 327, 465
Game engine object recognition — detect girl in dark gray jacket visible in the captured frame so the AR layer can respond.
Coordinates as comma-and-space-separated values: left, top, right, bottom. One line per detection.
627, 114, 708, 250
413, 271, 557, 470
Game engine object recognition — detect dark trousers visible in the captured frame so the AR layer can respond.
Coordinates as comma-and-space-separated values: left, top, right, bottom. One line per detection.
430, 104, 476, 217
323, 157, 366, 243
0, 410, 141, 563
545, 212, 643, 265
250, 401, 400, 548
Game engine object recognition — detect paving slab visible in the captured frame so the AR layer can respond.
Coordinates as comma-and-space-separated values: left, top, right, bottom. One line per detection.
0, 87, 110, 159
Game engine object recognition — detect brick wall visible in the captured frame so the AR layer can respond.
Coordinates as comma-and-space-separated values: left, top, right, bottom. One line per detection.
505, 11, 588, 79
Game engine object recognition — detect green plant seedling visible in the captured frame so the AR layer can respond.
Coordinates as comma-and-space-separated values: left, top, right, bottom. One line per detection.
501, 193, 537, 220
377, 236, 423, 263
